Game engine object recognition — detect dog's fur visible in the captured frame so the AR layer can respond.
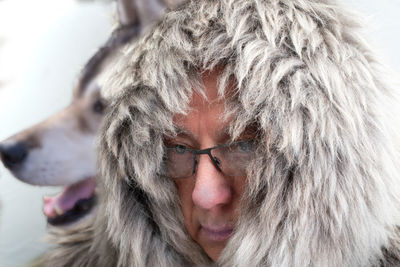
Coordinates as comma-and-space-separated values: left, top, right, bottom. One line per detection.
0, 24, 141, 225
42, 0, 400, 266
0, 0, 181, 226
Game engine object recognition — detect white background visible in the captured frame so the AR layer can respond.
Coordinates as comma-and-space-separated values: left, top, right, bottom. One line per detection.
0, 1, 113, 266
0, 0, 399, 266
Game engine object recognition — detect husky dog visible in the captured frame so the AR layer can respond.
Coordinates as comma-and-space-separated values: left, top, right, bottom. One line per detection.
0, 27, 135, 226
41, 0, 400, 266
0, 0, 178, 226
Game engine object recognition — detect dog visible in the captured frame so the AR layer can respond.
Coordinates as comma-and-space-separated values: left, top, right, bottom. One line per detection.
0, 0, 181, 227
0, 27, 135, 226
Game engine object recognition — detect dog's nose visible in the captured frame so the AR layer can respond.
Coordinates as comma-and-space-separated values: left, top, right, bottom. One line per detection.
0, 142, 28, 169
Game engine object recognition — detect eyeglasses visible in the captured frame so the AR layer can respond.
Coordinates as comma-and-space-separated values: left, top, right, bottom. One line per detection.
164, 140, 255, 179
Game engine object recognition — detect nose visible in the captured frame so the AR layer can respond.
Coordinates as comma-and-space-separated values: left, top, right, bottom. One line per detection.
192, 154, 232, 210
0, 142, 28, 169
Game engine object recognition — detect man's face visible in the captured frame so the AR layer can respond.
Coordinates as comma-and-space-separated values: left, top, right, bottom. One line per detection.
169, 70, 248, 261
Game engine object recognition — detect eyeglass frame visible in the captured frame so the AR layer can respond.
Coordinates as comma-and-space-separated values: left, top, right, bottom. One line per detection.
164, 140, 255, 178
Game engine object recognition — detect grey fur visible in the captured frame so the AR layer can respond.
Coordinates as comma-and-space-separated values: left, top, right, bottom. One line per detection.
43, 0, 400, 266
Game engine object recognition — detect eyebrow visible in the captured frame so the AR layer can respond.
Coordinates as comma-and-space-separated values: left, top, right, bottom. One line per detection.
175, 127, 197, 141
173, 126, 232, 145
215, 126, 231, 142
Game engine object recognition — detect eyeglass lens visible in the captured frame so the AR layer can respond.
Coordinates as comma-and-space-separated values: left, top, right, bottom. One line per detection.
165, 141, 254, 178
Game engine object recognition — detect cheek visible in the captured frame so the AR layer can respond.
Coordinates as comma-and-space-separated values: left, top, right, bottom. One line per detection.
174, 179, 198, 235
230, 175, 248, 220
234, 175, 247, 198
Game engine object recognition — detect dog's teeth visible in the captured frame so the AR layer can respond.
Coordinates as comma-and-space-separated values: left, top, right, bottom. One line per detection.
54, 204, 65, 216
43, 196, 52, 204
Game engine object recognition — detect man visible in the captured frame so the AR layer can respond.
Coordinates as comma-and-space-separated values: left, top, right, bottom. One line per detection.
164, 67, 252, 262
44, 0, 400, 266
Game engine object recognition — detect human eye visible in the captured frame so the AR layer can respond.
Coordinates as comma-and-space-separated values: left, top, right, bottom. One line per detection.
165, 141, 190, 154
172, 144, 188, 154
235, 140, 254, 153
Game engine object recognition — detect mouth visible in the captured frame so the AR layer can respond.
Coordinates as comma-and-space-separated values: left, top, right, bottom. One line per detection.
201, 225, 233, 242
43, 177, 96, 226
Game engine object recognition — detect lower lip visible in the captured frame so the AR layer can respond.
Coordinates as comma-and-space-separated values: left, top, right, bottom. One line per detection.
201, 226, 233, 242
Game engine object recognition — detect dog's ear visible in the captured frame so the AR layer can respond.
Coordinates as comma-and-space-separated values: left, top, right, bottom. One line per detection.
116, 0, 140, 26
116, 0, 184, 27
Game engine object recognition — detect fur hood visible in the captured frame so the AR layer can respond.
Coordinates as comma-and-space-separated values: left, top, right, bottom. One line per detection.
44, 0, 400, 266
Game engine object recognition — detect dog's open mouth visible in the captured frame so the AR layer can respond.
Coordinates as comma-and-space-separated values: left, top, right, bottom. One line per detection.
43, 177, 96, 226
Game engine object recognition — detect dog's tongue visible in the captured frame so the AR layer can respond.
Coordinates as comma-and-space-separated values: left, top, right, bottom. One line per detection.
43, 177, 95, 218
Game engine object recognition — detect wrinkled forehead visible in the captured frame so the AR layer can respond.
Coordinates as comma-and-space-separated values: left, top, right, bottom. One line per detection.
188, 70, 229, 113
170, 68, 254, 143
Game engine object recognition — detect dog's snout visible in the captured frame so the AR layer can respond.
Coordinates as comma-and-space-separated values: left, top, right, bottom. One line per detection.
0, 142, 28, 169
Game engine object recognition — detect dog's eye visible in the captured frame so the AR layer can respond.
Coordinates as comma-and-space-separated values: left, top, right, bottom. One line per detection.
92, 99, 106, 114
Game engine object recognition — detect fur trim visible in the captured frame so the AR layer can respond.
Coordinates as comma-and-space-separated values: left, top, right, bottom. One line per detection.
39, 218, 117, 267
46, 0, 400, 266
